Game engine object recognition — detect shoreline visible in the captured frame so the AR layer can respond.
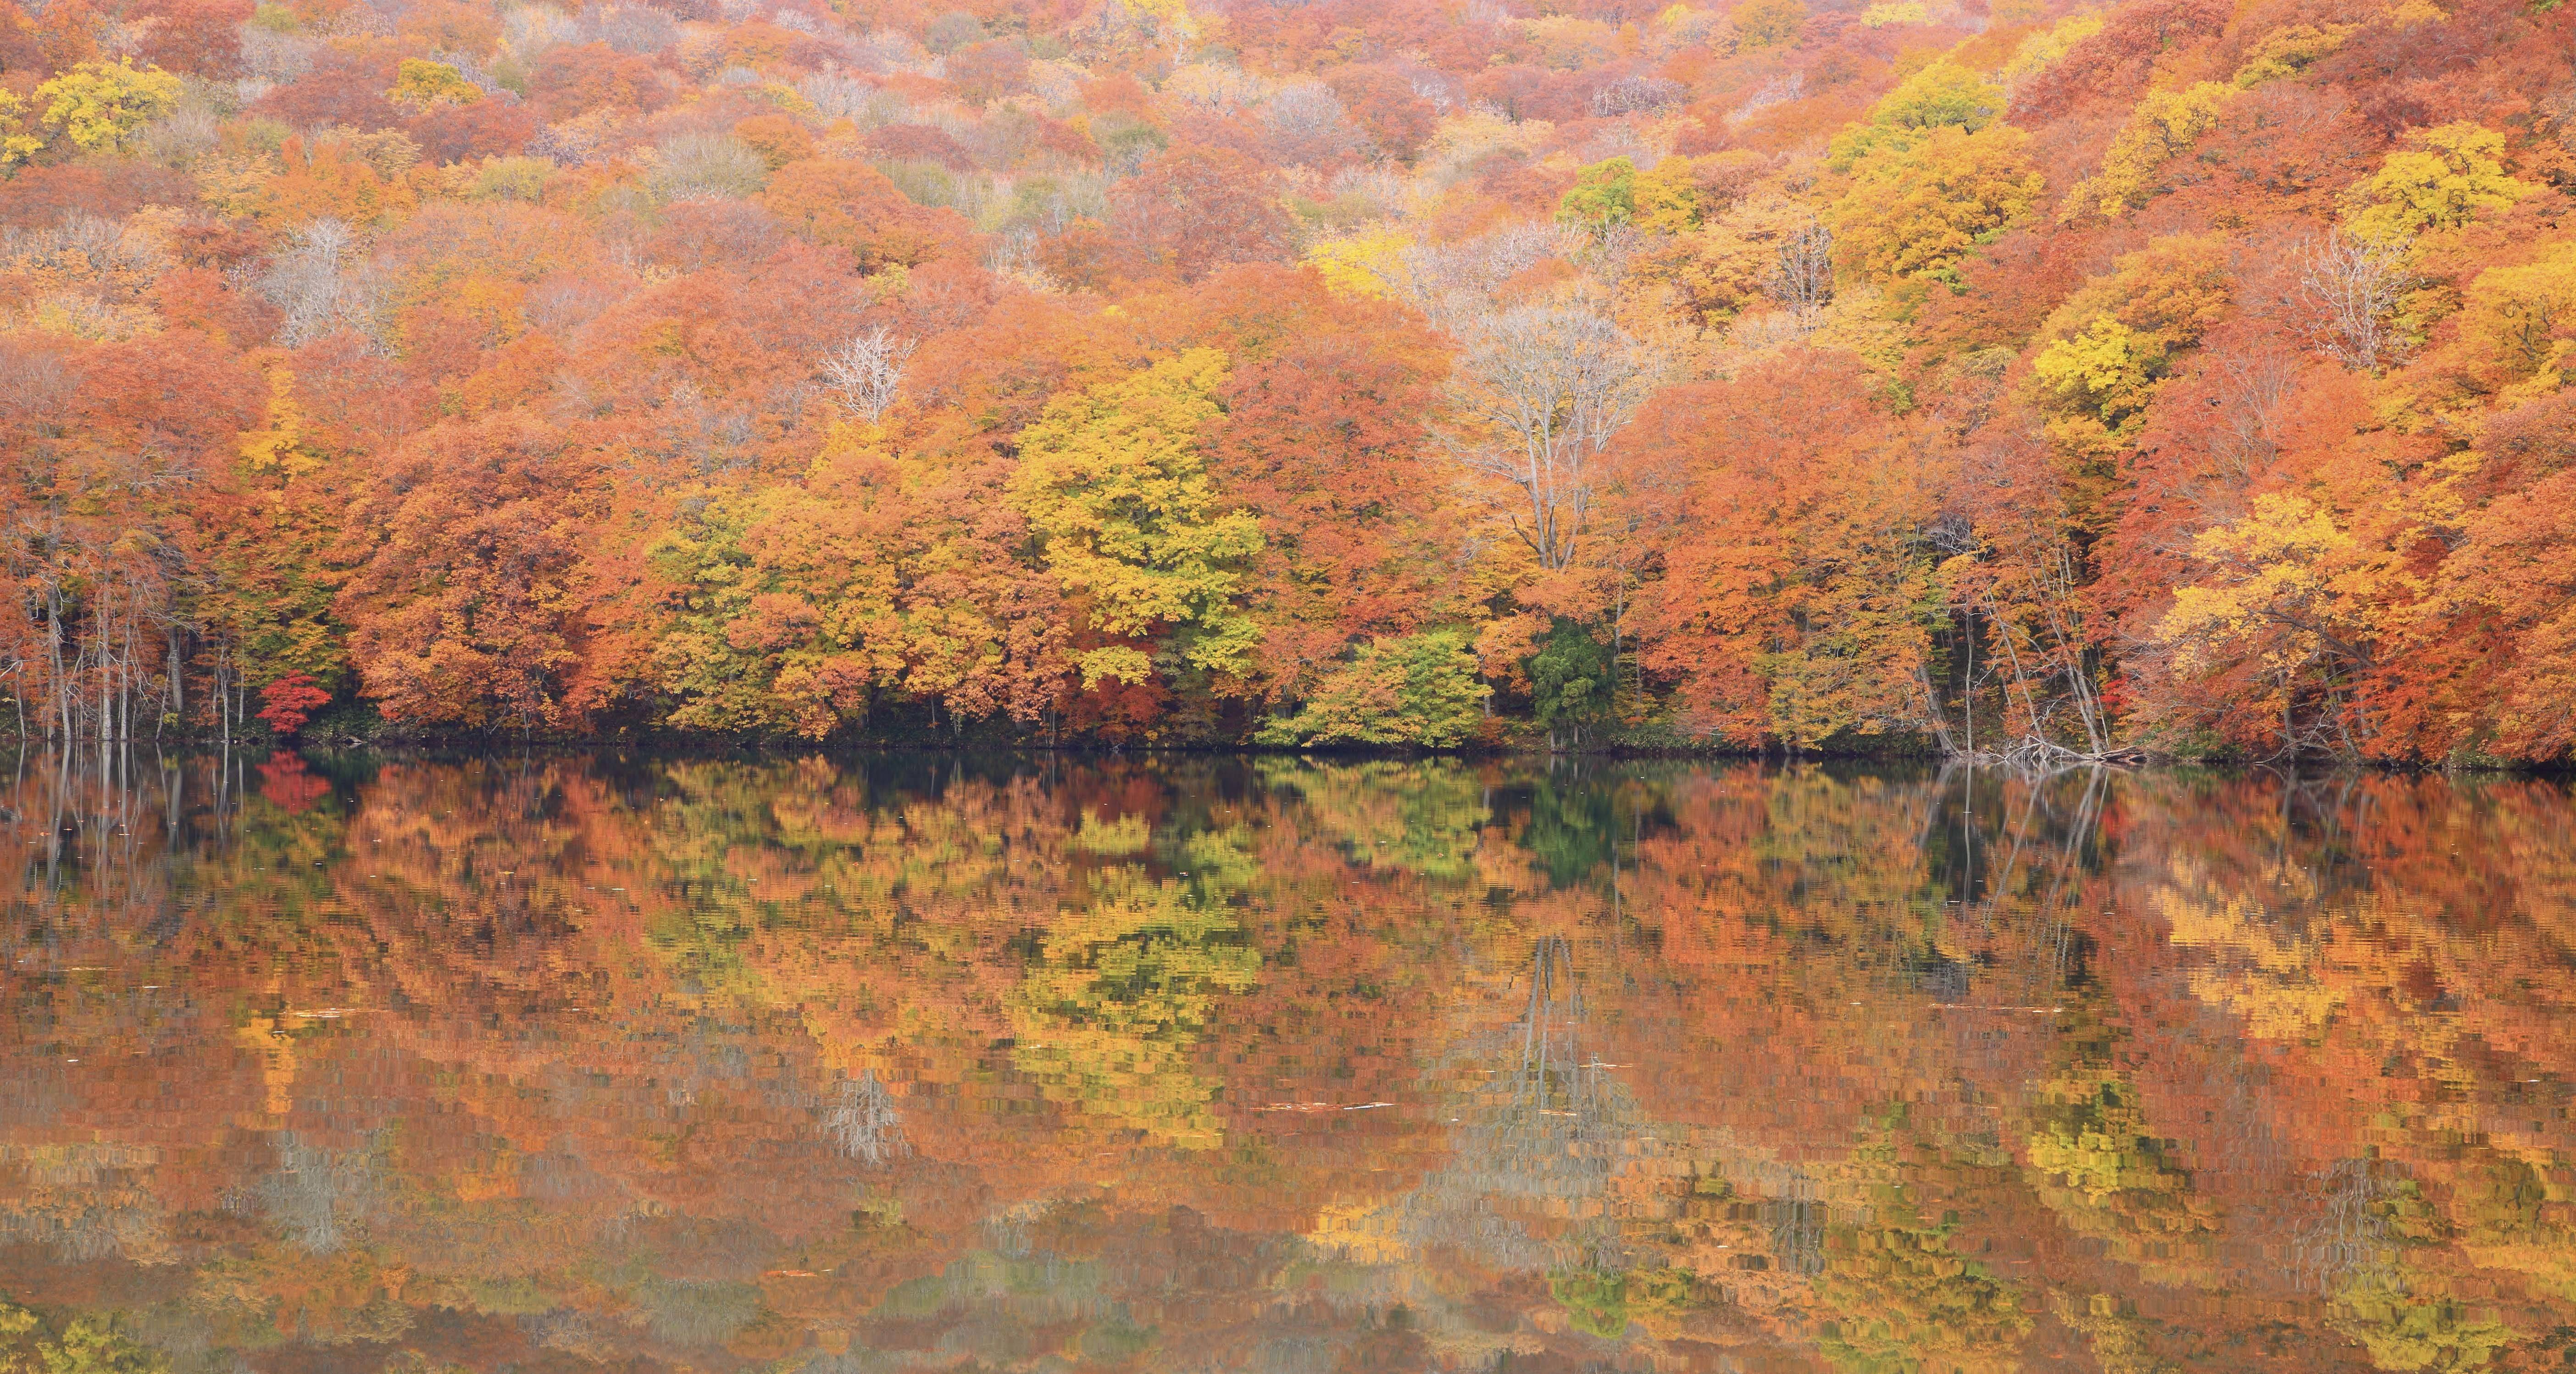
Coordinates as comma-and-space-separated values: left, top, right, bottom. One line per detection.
121, 735, 2571, 777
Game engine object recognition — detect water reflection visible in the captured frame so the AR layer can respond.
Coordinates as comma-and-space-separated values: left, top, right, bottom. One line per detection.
1, 751, 2572, 1373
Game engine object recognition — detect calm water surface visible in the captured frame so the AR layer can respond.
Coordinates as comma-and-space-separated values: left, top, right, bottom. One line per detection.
3, 753, 2573, 1373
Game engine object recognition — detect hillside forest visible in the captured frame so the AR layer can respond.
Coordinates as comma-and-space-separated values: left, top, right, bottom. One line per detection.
0, 0, 2572, 761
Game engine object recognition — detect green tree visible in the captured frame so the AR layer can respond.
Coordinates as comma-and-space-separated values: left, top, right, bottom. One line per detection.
1257, 630, 1488, 748
1558, 156, 1639, 233
1527, 619, 1610, 737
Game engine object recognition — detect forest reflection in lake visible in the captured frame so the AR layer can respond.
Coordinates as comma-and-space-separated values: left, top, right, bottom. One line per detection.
2, 751, 2573, 1374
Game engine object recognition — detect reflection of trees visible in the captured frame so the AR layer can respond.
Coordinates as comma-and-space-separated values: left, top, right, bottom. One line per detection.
1955, 766, 2104, 1010
1388, 937, 1640, 1274
0, 1141, 173, 1266
1257, 759, 1490, 879
257, 1136, 382, 1255
822, 1071, 908, 1167
2021, 1012, 2224, 1289
2288, 1159, 2514, 1373
2295, 1160, 2415, 1299
1007, 870, 1260, 1150
1812, 1121, 2033, 1374
0, 754, 2570, 1372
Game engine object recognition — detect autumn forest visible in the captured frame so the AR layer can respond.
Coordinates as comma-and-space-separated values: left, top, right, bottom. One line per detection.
3, 0, 2575, 760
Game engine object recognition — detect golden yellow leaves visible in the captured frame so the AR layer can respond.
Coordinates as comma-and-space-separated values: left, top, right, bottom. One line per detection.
2344, 122, 2534, 245
1828, 126, 2044, 286
2156, 493, 2365, 678
238, 361, 325, 480
388, 58, 483, 110
33, 60, 183, 153
1006, 349, 1265, 689
2059, 82, 2235, 222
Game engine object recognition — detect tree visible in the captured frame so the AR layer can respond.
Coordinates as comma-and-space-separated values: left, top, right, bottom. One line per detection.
1623, 349, 1934, 747
1828, 125, 2045, 287
1556, 156, 1638, 234
1443, 305, 1649, 572
2343, 122, 2532, 243
2299, 230, 2413, 369
2027, 232, 2234, 466
758, 157, 973, 274
35, 60, 182, 151
1106, 145, 1296, 282
255, 671, 330, 735
1007, 350, 1266, 690
1194, 293, 1453, 700
1729, 0, 1806, 48
388, 57, 480, 110
1826, 61, 2004, 172
1324, 65, 1437, 164
1257, 630, 1487, 748
0, 88, 43, 172
2154, 494, 2380, 758
336, 411, 608, 732
2058, 81, 2234, 220
130, 0, 251, 76
818, 326, 916, 424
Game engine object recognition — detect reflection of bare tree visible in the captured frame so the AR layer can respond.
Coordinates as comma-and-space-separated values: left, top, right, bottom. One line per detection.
0, 1141, 173, 1264
823, 1070, 910, 1167
256, 1135, 382, 1254
1392, 937, 1640, 1272
2293, 1160, 2402, 1297
1763, 1173, 1825, 1277
1940, 765, 2106, 1013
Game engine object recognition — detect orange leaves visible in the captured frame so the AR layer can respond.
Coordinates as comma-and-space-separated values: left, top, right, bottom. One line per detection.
236, 132, 427, 229
527, 40, 666, 120
337, 410, 610, 731
1106, 144, 1297, 283
1620, 349, 1934, 747
757, 157, 975, 276
2, 0, 2572, 764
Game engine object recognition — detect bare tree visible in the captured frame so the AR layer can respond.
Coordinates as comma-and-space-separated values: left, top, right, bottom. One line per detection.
819, 325, 916, 423
1376, 222, 1582, 333
2298, 230, 2412, 370
1770, 229, 1831, 317
1767, 218, 1834, 321
1727, 71, 1803, 126
1444, 305, 1650, 571
2207, 345, 2298, 484
257, 217, 386, 350
1591, 74, 1684, 116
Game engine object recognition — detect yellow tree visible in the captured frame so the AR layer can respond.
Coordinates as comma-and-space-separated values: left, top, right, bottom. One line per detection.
1007, 349, 1266, 690
1829, 124, 2044, 287
2154, 494, 2389, 757
34, 60, 182, 151
2060, 81, 2236, 221
2344, 122, 2533, 244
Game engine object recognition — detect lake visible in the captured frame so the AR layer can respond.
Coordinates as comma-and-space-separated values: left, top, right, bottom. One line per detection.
2, 752, 2571, 1372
